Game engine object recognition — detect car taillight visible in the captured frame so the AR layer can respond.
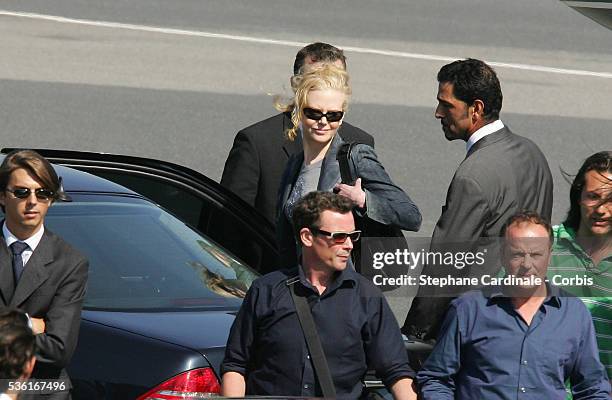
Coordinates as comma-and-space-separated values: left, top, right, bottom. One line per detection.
137, 367, 221, 399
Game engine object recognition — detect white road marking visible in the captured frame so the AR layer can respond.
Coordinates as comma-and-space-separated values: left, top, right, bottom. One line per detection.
2, 9, 612, 79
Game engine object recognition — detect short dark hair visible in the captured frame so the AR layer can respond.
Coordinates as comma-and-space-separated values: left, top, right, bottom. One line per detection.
500, 210, 554, 246
563, 151, 612, 231
0, 308, 36, 384
437, 58, 503, 121
0, 149, 63, 212
291, 191, 354, 242
293, 42, 347, 75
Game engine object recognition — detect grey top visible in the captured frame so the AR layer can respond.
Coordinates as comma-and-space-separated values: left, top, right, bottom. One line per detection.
284, 158, 324, 221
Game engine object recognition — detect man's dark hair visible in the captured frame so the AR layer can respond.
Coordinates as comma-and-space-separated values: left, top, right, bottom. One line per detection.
0, 149, 63, 212
500, 210, 554, 246
293, 42, 347, 75
291, 191, 353, 242
0, 308, 36, 386
563, 151, 612, 231
437, 58, 503, 121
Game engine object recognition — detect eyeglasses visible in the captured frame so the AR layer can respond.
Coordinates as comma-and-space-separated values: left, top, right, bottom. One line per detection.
303, 108, 344, 123
310, 227, 361, 244
5, 187, 55, 201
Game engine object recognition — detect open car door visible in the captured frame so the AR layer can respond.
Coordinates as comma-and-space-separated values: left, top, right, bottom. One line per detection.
2, 148, 279, 274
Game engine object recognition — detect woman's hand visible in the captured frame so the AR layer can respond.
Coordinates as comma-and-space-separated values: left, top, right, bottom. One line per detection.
334, 178, 366, 209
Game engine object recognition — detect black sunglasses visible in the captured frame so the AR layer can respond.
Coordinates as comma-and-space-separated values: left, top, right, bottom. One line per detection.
310, 227, 361, 244
6, 188, 55, 201
303, 108, 344, 123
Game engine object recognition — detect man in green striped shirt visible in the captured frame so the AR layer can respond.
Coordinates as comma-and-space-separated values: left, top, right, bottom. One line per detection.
548, 151, 611, 381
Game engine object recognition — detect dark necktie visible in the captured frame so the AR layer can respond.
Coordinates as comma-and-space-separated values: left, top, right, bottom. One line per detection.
10, 241, 30, 283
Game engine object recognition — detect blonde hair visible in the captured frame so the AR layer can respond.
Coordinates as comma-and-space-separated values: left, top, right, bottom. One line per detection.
275, 64, 351, 141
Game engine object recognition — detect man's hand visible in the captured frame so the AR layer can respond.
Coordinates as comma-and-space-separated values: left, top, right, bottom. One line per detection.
221, 371, 246, 397
31, 318, 45, 334
334, 178, 366, 208
390, 377, 418, 400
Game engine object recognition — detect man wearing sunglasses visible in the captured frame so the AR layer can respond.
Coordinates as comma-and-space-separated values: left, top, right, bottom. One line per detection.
221, 191, 417, 399
221, 42, 374, 239
0, 150, 88, 399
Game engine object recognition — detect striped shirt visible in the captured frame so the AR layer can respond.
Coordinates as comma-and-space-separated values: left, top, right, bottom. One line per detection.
548, 224, 612, 379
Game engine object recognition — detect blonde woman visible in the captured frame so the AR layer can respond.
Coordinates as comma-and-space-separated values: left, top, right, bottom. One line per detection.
276, 64, 421, 268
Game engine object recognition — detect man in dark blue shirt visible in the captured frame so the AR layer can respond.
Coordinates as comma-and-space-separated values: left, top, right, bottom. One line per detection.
221, 191, 416, 399
417, 211, 610, 399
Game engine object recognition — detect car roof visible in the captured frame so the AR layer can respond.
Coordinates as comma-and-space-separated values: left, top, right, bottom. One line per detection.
0, 154, 139, 195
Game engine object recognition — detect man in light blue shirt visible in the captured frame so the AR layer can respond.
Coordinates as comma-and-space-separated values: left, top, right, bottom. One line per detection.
417, 211, 610, 400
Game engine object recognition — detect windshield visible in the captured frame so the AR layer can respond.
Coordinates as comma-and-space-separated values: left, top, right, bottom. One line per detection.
34, 194, 259, 310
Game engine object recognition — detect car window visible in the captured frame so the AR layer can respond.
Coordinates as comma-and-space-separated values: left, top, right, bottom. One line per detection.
89, 171, 206, 229
83, 169, 276, 273
20, 195, 259, 311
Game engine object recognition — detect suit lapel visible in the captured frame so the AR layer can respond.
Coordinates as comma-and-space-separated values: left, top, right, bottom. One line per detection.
466, 126, 508, 158
279, 151, 305, 220
317, 134, 343, 191
0, 232, 14, 306
11, 230, 54, 307
281, 112, 302, 158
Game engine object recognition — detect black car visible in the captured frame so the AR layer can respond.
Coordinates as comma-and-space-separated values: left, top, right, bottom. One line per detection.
1, 148, 282, 399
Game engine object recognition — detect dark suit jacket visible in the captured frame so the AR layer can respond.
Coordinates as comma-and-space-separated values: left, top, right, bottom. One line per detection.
403, 126, 553, 340
276, 134, 421, 269
0, 227, 88, 387
221, 112, 375, 229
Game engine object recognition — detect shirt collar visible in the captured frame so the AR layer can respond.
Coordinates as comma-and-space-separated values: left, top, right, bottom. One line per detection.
298, 263, 357, 295
556, 223, 576, 241
466, 120, 504, 153
555, 223, 584, 254
3, 222, 45, 252
487, 283, 562, 308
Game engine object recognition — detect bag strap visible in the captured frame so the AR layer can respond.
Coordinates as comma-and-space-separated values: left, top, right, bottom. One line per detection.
286, 277, 337, 398
336, 142, 359, 185
336, 142, 364, 272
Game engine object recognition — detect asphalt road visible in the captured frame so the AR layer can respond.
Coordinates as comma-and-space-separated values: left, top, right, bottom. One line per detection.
1, 0, 611, 317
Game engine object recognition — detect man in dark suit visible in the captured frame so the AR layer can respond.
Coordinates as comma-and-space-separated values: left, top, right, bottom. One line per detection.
0, 150, 88, 399
402, 59, 553, 343
221, 42, 374, 229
